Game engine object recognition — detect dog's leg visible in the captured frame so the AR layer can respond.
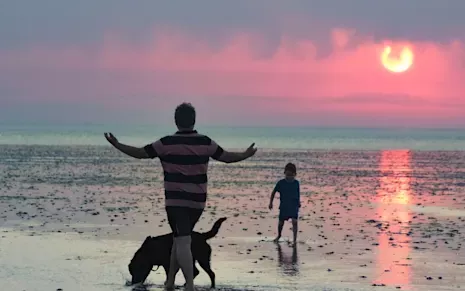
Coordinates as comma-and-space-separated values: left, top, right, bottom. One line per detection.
162, 265, 169, 286
193, 265, 200, 279
197, 257, 215, 289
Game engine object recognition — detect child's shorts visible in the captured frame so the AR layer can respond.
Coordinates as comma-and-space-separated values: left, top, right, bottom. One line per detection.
279, 212, 298, 221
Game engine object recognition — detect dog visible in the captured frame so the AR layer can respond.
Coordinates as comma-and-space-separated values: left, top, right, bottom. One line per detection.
128, 217, 227, 288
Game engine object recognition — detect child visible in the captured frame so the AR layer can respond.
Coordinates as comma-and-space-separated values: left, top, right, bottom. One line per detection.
269, 162, 301, 245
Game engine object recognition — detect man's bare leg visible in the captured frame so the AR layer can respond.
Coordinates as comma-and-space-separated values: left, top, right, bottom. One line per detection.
164, 240, 179, 290
175, 235, 195, 291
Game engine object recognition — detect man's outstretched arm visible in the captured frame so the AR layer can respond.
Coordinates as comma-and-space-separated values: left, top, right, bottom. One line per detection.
214, 151, 251, 163
212, 142, 257, 163
113, 142, 150, 159
104, 132, 150, 159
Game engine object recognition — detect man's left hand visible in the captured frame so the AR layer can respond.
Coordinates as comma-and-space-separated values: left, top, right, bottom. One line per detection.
104, 132, 119, 146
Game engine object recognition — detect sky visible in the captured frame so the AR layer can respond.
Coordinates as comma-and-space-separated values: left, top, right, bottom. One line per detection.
2, 0, 465, 128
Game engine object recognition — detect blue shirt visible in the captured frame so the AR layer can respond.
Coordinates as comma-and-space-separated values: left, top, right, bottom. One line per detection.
273, 179, 301, 214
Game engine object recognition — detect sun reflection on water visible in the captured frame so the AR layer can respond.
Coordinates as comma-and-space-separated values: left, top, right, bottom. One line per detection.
375, 150, 412, 289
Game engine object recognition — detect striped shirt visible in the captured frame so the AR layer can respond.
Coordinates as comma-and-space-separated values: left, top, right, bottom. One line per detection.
143, 130, 224, 209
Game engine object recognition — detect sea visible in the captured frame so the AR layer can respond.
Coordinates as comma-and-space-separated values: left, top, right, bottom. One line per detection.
1, 123, 465, 150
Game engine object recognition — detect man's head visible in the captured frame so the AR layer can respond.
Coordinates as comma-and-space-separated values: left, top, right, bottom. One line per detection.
284, 163, 297, 180
175, 102, 196, 130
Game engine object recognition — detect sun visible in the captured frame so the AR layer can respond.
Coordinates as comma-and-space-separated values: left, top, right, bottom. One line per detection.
381, 45, 414, 73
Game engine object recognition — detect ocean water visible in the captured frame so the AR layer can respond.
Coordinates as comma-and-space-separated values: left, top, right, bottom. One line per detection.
1, 124, 465, 150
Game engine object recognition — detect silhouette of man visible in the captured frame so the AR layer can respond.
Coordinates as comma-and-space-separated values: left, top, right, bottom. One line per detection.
104, 102, 257, 290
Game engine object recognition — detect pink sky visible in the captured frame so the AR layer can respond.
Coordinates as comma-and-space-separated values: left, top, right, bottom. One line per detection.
1, 3, 465, 127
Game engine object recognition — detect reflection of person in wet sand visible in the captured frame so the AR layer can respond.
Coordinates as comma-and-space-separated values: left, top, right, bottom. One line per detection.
277, 243, 299, 276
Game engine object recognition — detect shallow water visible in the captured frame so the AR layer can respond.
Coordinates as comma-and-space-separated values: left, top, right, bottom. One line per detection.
1, 146, 465, 290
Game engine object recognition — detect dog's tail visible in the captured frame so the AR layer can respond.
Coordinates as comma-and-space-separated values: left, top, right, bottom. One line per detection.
202, 217, 227, 240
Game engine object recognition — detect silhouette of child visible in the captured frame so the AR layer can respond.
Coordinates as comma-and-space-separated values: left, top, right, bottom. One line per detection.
269, 163, 301, 245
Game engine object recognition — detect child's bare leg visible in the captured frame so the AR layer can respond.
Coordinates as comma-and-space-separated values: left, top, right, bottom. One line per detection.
291, 218, 298, 244
274, 220, 284, 242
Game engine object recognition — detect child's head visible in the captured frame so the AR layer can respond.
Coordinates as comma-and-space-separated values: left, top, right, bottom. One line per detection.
284, 163, 297, 180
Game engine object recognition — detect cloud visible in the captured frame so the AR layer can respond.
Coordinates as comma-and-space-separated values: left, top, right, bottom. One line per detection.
1, 26, 465, 126
2, 0, 465, 50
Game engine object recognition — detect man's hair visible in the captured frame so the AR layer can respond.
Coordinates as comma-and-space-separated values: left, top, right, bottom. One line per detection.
284, 163, 297, 174
174, 102, 196, 128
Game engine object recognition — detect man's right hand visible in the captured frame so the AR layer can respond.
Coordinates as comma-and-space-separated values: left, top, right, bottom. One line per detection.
244, 143, 257, 158
268, 203, 273, 210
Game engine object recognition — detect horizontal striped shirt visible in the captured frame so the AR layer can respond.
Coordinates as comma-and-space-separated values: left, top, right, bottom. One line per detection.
143, 130, 224, 209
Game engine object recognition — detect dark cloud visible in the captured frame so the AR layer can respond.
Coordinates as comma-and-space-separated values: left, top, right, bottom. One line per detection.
1, 0, 465, 50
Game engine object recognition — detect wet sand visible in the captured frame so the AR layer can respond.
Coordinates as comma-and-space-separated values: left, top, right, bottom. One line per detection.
1, 145, 465, 290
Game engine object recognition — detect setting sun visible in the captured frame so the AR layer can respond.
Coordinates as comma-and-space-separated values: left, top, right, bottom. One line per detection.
381, 45, 414, 73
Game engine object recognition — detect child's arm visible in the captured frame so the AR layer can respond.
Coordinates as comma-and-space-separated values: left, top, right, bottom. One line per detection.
268, 189, 277, 210
297, 181, 301, 208
269, 181, 280, 210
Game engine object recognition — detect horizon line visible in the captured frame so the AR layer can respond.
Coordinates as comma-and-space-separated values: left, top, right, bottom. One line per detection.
1, 122, 465, 131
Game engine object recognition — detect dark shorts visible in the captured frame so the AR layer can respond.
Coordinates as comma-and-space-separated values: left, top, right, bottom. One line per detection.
279, 212, 298, 222
166, 206, 203, 237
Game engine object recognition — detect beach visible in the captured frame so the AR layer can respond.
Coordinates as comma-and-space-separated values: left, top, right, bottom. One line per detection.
1, 142, 465, 291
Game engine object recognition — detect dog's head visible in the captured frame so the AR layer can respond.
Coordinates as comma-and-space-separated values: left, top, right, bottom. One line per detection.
128, 236, 156, 285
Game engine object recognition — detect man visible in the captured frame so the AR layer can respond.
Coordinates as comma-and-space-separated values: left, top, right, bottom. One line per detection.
104, 102, 257, 291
